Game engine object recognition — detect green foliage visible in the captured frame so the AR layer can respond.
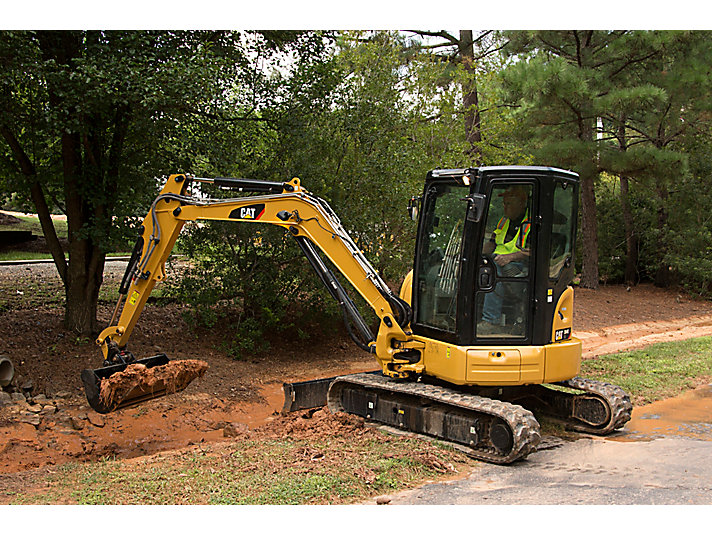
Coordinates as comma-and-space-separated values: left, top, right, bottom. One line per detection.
168, 221, 342, 359
170, 30, 520, 355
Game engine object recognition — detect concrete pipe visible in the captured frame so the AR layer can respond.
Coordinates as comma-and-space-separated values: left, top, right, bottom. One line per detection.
0, 356, 15, 387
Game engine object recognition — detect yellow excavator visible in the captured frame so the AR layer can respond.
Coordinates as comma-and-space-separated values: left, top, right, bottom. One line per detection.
81, 167, 632, 464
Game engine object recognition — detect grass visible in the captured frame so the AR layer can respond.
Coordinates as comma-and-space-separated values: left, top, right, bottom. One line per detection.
1, 213, 68, 239
580, 335, 712, 404
0, 212, 130, 261
9, 436, 472, 505
0, 251, 129, 262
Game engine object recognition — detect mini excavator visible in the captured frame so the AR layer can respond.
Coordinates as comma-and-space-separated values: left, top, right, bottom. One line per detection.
81, 167, 632, 464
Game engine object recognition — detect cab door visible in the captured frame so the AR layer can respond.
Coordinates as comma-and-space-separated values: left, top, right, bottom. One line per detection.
473, 180, 538, 343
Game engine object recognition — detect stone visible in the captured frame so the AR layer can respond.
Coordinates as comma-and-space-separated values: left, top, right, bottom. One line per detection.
0, 391, 11, 405
11, 392, 25, 402
32, 394, 48, 403
86, 412, 105, 428
70, 417, 85, 430
40, 405, 57, 416
21, 378, 34, 391
375, 496, 392, 505
55, 391, 73, 399
25, 403, 42, 413
19, 414, 41, 427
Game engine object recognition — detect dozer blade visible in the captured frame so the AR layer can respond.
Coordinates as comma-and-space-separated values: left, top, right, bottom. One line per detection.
81, 354, 208, 414
282, 371, 382, 414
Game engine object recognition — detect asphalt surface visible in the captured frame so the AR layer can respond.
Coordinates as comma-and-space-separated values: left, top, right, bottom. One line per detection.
390, 436, 712, 505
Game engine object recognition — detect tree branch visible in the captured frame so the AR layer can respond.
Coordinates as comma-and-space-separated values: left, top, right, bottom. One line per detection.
0, 123, 68, 282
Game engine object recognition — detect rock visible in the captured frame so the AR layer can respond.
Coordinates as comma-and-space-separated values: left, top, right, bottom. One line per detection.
40, 405, 57, 416
70, 417, 85, 430
0, 391, 11, 405
21, 378, 34, 392
222, 422, 249, 438
375, 496, 392, 505
86, 412, 105, 428
11, 392, 25, 402
25, 403, 42, 413
19, 414, 41, 427
32, 394, 48, 403
55, 391, 72, 399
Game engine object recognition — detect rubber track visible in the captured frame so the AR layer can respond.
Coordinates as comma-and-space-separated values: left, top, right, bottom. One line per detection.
556, 376, 633, 434
327, 372, 541, 464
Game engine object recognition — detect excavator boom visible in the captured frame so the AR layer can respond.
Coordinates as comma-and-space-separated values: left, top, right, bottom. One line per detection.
84, 174, 417, 413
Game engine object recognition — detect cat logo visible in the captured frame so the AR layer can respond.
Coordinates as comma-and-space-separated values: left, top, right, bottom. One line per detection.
229, 203, 265, 221
555, 327, 572, 342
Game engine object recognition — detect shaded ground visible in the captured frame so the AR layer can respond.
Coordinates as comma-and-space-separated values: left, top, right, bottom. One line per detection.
2, 257, 712, 491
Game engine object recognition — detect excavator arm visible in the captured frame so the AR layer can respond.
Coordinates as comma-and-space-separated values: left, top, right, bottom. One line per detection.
84, 173, 421, 413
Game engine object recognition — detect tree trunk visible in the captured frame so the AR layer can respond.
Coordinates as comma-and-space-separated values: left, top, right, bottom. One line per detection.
619, 174, 639, 285
37, 31, 107, 335
459, 30, 482, 165
579, 160, 600, 288
654, 183, 672, 287
615, 121, 638, 286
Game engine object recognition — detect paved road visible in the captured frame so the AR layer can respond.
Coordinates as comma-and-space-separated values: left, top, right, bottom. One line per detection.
390, 436, 712, 505
388, 384, 712, 506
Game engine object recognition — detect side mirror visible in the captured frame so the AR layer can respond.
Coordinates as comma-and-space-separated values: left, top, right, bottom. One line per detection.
464, 193, 487, 223
407, 196, 421, 221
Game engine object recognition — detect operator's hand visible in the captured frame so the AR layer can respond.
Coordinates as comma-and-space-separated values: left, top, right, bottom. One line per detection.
493, 254, 512, 267
494, 249, 529, 266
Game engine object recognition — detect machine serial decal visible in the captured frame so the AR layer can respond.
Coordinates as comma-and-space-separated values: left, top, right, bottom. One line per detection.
229, 203, 266, 220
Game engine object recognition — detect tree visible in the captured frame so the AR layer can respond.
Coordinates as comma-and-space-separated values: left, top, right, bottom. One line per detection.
0, 30, 316, 335
598, 31, 712, 287
502, 30, 676, 289
407, 30, 509, 165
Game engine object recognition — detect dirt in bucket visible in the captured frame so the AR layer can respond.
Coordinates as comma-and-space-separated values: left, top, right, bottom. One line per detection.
99, 359, 209, 409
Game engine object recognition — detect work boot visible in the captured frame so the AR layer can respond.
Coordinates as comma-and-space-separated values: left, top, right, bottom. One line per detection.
477, 321, 503, 336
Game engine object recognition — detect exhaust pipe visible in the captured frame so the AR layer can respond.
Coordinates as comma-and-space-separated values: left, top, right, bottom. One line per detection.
0, 356, 15, 387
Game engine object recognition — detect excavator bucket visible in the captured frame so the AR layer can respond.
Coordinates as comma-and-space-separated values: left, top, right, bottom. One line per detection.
81, 355, 208, 414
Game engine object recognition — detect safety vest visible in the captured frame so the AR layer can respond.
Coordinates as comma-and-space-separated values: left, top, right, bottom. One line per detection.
493, 214, 531, 255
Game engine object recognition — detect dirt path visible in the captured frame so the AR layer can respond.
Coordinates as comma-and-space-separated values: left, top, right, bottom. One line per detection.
2, 262, 712, 476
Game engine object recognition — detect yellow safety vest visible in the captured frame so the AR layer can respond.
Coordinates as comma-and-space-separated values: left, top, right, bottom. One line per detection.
493, 215, 531, 255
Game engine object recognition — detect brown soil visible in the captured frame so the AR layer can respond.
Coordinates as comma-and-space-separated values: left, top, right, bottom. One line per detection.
2, 254, 712, 482
98, 359, 209, 409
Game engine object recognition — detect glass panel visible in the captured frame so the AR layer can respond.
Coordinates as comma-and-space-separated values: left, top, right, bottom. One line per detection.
476, 281, 529, 338
550, 182, 575, 279
416, 184, 467, 332
476, 184, 533, 338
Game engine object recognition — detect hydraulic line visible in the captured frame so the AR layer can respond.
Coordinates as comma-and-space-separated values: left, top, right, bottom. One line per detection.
294, 235, 375, 352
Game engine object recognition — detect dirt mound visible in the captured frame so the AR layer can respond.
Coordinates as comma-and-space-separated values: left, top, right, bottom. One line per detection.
259, 407, 369, 440
99, 359, 209, 409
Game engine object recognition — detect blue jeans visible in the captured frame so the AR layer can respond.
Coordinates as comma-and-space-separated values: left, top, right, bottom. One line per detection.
481, 262, 526, 325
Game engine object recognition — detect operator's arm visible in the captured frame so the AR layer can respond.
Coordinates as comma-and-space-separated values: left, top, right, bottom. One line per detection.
494, 248, 530, 266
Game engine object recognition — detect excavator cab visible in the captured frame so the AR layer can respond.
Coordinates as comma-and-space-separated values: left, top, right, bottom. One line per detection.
411, 167, 578, 348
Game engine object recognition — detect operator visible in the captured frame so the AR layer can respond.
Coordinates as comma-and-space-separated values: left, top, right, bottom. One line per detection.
479, 185, 531, 335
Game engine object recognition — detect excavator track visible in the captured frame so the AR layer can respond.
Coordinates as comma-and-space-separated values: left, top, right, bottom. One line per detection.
554, 376, 633, 434
327, 373, 541, 464
501, 376, 633, 435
